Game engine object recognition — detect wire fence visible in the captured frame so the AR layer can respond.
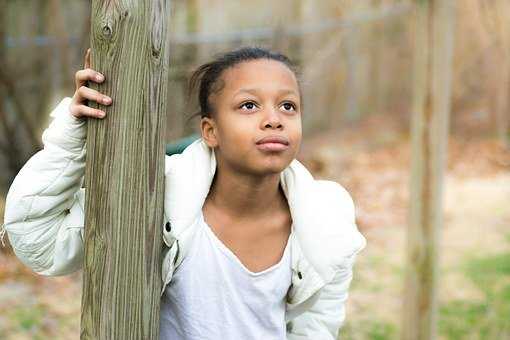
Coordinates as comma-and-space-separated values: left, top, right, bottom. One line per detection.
5, 4, 411, 47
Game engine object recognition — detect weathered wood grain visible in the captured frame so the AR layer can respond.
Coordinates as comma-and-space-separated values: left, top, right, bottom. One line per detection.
402, 1, 455, 340
80, 1, 171, 339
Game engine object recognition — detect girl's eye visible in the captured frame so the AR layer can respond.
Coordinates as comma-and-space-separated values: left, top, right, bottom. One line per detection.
281, 102, 296, 111
240, 101, 257, 111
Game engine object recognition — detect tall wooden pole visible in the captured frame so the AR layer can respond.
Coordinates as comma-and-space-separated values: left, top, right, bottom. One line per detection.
490, 0, 510, 148
80, 1, 171, 339
402, 1, 455, 339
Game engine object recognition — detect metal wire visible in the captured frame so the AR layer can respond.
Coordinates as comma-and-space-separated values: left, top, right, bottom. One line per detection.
6, 4, 412, 48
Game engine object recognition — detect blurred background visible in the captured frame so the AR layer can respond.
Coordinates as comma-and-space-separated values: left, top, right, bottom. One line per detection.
0, 0, 509, 339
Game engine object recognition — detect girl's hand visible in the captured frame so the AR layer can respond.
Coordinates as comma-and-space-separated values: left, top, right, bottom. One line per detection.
70, 48, 112, 119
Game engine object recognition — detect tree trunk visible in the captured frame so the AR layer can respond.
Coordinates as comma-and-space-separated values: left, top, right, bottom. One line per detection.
495, 51, 510, 147
402, 1, 455, 340
80, 1, 171, 339
492, 0, 510, 147
49, 0, 74, 92
34, 0, 53, 130
0, 1, 39, 185
368, 0, 383, 116
343, 25, 361, 122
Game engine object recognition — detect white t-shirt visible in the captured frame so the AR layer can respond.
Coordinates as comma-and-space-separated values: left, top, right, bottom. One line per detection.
160, 210, 293, 340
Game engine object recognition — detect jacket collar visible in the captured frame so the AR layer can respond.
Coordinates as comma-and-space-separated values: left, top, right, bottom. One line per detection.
164, 138, 366, 282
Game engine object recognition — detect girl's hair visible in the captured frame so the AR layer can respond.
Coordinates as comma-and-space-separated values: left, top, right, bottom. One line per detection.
185, 46, 301, 123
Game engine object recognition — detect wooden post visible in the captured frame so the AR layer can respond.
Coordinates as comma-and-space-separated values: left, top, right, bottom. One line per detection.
0, 0, 6, 136
402, 1, 455, 340
298, 0, 321, 135
486, 0, 510, 147
343, 24, 361, 122
80, 1, 171, 339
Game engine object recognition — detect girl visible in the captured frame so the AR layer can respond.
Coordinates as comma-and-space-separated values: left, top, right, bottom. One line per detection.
3, 46, 366, 339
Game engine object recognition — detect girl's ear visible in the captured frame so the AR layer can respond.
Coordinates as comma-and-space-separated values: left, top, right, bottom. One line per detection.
201, 117, 218, 148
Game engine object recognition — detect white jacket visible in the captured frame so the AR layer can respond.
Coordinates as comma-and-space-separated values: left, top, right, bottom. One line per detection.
2, 97, 367, 339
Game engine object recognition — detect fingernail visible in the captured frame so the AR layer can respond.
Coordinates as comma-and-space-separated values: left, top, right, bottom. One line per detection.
96, 74, 104, 81
103, 97, 112, 104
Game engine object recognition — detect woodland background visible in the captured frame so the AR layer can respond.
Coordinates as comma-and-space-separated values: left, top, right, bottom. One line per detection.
1, 0, 509, 339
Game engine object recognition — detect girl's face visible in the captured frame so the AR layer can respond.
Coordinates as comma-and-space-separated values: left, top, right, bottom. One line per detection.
201, 59, 302, 176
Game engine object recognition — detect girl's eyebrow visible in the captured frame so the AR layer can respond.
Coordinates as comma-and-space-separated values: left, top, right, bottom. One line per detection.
233, 88, 299, 97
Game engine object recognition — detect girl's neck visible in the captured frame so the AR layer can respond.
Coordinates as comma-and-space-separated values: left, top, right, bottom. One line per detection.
204, 164, 288, 221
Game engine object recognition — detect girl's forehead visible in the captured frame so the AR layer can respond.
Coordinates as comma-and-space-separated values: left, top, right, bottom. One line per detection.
221, 59, 299, 94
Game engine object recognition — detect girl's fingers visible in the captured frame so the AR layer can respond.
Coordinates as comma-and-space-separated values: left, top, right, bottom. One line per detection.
77, 86, 112, 105
72, 48, 110, 120
75, 68, 105, 89
71, 104, 106, 119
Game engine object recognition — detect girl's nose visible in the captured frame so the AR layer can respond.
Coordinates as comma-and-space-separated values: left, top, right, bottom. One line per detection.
263, 108, 283, 129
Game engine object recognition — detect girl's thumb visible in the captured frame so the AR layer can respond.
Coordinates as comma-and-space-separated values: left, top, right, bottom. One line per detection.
84, 48, 91, 69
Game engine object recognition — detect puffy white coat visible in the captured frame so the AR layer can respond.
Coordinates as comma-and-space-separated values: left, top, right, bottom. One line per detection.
2, 97, 367, 339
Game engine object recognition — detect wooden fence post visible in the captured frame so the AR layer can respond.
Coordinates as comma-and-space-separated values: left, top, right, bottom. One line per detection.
402, 1, 455, 339
80, 1, 171, 339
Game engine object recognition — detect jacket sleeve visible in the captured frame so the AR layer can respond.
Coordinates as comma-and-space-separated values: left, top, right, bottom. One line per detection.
286, 181, 366, 339
286, 256, 359, 340
2, 97, 87, 276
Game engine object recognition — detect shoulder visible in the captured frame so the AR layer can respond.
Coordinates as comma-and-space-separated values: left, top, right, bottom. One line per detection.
312, 180, 356, 223
308, 179, 367, 270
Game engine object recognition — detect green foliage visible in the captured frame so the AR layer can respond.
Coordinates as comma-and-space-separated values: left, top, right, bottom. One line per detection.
439, 300, 490, 339
9, 305, 44, 332
366, 321, 397, 340
439, 250, 510, 339
464, 252, 510, 285
340, 319, 397, 340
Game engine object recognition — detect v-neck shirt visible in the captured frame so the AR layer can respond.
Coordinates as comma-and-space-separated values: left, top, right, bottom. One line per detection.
160, 210, 292, 340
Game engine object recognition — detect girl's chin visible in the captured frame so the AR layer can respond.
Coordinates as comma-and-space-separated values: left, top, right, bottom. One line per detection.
253, 158, 292, 174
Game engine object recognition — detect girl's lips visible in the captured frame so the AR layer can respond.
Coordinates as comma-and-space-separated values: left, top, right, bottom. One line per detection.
256, 142, 289, 152
256, 135, 289, 145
